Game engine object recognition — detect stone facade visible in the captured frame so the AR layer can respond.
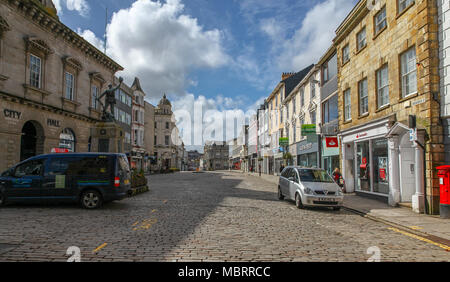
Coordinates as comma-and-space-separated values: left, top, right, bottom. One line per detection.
203, 141, 229, 171
334, 0, 443, 214
0, 0, 122, 172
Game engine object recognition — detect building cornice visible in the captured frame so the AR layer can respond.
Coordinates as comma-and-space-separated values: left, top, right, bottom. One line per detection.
5, 0, 123, 73
267, 82, 284, 102
333, 0, 369, 45
317, 45, 336, 66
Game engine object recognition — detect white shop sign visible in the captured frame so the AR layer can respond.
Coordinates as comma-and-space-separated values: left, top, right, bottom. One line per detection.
342, 124, 388, 144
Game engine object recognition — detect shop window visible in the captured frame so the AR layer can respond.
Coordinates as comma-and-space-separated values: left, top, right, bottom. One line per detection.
59, 128, 76, 152
356, 141, 370, 192
372, 139, 389, 194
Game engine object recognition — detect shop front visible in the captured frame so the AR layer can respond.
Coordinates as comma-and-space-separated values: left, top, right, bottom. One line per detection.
296, 135, 319, 168
322, 136, 340, 175
340, 117, 423, 210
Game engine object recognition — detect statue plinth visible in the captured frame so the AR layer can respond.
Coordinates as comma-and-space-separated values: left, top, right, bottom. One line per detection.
90, 121, 124, 153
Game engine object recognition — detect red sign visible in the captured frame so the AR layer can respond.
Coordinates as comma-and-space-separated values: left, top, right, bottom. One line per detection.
51, 148, 69, 153
325, 137, 338, 148
379, 169, 386, 181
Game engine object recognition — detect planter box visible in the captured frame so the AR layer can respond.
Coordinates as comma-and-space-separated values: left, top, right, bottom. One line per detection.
129, 185, 149, 197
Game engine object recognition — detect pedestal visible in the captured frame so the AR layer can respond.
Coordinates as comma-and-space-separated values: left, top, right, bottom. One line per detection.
90, 121, 124, 153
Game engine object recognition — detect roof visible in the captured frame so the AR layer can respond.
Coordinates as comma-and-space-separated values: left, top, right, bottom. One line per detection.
132, 77, 144, 92
282, 64, 315, 99
158, 94, 171, 106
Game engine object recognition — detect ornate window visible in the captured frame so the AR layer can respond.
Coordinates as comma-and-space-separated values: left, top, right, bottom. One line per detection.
24, 37, 53, 93
61, 56, 82, 103
0, 15, 10, 79
89, 72, 105, 112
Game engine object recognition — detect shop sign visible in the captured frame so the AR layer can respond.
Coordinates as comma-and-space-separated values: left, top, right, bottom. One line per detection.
298, 143, 313, 152
409, 128, 417, 142
325, 137, 338, 148
47, 119, 61, 127
279, 137, 289, 146
356, 132, 367, 139
3, 109, 21, 119
301, 124, 316, 135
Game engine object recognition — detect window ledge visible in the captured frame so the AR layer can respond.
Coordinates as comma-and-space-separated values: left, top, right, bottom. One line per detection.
61, 97, 81, 107
23, 84, 51, 96
343, 119, 352, 125
373, 26, 387, 40
375, 104, 390, 113
0, 74, 9, 81
341, 59, 350, 68
358, 113, 369, 119
399, 92, 418, 103
396, 2, 415, 20
355, 44, 367, 56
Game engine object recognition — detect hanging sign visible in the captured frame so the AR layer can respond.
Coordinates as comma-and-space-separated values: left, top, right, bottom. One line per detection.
325, 137, 338, 148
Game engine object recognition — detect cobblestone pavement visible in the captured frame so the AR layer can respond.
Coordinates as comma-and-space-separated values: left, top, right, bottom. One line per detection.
0, 171, 449, 262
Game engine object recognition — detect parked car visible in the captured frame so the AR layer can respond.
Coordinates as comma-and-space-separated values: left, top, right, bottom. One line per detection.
0, 153, 132, 209
278, 166, 344, 210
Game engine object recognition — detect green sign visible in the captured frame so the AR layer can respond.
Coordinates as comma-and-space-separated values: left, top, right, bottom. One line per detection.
279, 137, 289, 146
301, 124, 316, 135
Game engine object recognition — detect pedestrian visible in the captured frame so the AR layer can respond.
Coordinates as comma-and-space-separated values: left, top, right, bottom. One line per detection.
280, 164, 285, 173
258, 164, 261, 176
332, 168, 343, 188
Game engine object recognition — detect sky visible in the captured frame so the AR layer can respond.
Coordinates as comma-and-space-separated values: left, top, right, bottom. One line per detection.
54, 0, 358, 151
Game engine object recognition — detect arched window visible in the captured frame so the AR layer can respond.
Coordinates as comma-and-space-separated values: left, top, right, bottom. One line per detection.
59, 128, 76, 152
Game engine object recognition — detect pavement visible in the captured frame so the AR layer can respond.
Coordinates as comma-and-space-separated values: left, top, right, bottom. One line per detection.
0, 171, 449, 261
236, 170, 450, 243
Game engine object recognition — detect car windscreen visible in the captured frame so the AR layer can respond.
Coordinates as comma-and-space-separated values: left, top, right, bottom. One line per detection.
298, 169, 334, 183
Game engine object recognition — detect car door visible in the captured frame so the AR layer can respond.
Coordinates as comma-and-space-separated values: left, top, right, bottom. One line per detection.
289, 169, 300, 200
6, 159, 45, 201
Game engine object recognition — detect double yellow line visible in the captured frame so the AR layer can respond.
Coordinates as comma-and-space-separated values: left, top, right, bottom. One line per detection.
388, 227, 450, 251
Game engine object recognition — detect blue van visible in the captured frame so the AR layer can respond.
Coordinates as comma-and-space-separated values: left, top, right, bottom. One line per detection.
0, 153, 132, 209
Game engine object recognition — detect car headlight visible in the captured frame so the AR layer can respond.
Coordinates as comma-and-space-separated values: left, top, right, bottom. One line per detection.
304, 187, 314, 195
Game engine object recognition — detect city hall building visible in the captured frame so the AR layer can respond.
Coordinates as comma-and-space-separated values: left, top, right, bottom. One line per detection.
0, 0, 123, 172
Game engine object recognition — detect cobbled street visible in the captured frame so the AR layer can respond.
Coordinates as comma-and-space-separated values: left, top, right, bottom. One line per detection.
0, 171, 449, 262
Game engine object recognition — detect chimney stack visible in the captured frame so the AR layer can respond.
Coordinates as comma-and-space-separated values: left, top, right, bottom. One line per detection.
282, 72, 295, 81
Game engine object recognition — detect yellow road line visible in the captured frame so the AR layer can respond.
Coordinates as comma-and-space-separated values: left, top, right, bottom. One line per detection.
152, 209, 157, 213
132, 221, 139, 226
408, 226, 423, 230
388, 227, 450, 251
92, 243, 108, 253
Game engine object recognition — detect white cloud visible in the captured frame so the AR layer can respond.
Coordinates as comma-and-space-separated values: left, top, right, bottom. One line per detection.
53, 0, 90, 17
276, 0, 356, 70
76, 29, 105, 51
101, 0, 229, 98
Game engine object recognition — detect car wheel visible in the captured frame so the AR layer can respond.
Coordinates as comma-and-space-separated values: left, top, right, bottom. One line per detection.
80, 190, 103, 209
278, 186, 284, 200
333, 206, 341, 211
295, 193, 304, 209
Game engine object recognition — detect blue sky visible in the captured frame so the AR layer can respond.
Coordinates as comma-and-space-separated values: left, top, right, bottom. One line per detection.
54, 0, 357, 148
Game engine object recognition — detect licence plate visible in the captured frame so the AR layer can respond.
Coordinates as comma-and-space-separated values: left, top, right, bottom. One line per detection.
318, 198, 337, 202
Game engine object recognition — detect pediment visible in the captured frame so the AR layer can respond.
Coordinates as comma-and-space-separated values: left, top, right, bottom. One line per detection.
63, 56, 83, 71
25, 36, 53, 55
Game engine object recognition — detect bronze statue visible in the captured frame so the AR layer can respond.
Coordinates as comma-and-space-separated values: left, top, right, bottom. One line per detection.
97, 77, 123, 121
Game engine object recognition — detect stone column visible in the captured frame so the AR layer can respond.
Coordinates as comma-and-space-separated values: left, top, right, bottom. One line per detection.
412, 131, 425, 213
388, 136, 400, 206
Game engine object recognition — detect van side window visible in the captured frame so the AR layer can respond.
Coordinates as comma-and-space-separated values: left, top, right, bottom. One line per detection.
47, 157, 110, 176
15, 160, 44, 177
118, 155, 130, 172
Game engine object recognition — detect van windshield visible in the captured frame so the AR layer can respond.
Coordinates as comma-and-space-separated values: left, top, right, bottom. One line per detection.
298, 169, 334, 183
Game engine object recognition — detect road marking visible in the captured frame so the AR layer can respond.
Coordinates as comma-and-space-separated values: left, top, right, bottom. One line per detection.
92, 243, 108, 253
133, 218, 158, 231
388, 227, 450, 251
408, 226, 423, 230
132, 221, 139, 226
152, 209, 157, 213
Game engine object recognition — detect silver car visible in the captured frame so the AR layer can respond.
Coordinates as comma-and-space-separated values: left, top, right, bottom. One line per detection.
278, 166, 344, 210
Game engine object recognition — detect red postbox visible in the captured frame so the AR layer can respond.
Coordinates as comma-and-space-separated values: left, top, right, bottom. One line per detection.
437, 165, 450, 219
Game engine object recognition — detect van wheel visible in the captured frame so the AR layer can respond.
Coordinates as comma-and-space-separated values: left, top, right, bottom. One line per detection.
80, 190, 103, 209
295, 193, 304, 209
0, 193, 5, 206
278, 186, 284, 200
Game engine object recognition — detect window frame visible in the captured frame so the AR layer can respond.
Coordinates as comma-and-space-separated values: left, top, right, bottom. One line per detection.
376, 64, 390, 108
400, 46, 417, 98
342, 44, 350, 64
356, 27, 367, 52
29, 54, 42, 89
374, 6, 387, 35
344, 89, 352, 122
64, 71, 74, 101
358, 78, 369, 116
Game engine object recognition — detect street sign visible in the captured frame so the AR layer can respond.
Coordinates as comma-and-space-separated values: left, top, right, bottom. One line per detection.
409, 128, 417, 142
279, 137, 289, 146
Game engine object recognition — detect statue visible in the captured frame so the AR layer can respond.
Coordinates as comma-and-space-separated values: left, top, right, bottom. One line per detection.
97, 77, 123, 121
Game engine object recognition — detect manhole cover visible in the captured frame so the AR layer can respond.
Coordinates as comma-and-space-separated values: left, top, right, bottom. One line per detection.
0, 243, 19, 255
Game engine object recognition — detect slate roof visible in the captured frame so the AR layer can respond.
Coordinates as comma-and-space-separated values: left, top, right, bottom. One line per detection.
282, 64, 315, 99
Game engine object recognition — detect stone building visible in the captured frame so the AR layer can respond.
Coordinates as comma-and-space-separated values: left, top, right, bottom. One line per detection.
144, 100, 155, 172
112, 76, 133, 154
257, 100, 270, 174
0, 0, 123, 172
203, 141, 229, 171
334, 0, 443, 214
154, 94, 178, 171
187, 150, 203, 171
130, 77, 146, 169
